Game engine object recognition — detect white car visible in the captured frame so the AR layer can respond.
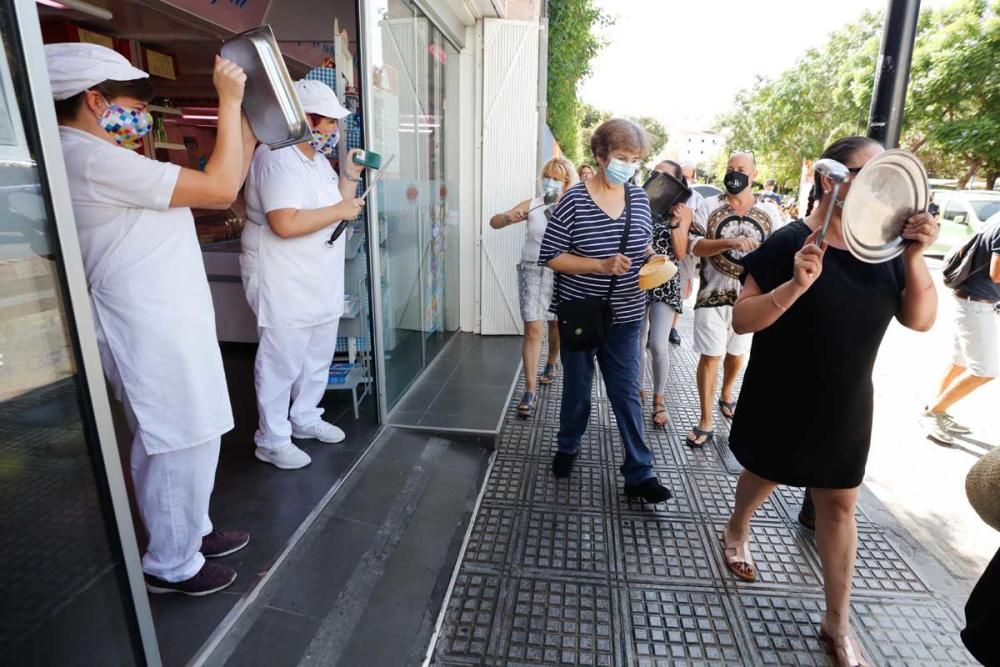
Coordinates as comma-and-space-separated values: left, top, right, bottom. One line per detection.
930, 190, 1000, 256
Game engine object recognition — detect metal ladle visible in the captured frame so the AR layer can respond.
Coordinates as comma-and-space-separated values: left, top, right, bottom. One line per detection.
813, 158, 850, 246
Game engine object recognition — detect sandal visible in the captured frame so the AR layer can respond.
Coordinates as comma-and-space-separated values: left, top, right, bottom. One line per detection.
722, 526, 757, 582
819, 625, 869, 667
718, 398, 737, 421
686, 426, 714, 448
539, 364, 559, 385
516, 391, 536, 419
651, 400, 668, 429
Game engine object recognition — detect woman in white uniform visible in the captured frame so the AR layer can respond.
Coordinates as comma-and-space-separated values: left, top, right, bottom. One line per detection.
46, 43, 258, 596
241, 80, 365, 470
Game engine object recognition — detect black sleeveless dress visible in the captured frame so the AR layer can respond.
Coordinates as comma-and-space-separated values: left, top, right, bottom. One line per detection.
728, 220, 905, 489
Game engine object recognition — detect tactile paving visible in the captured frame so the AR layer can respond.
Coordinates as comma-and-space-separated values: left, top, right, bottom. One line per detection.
620, 518, 718, 584
503, 578, 615, 667
462, 506, 518, 570
628, 587, 746, 665
852, 600, 975, 666
520, 511, 611, 576
733, 593, 837, 666
433, 336, 969, 665
529, 460, 608, 512
434, 573, 504, 663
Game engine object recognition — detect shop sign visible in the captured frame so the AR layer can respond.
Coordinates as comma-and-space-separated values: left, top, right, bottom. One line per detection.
78, 28, 114, 49
144, 48, 178, 80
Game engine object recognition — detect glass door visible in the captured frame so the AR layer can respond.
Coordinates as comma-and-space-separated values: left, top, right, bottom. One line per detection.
0, 0, 156, 663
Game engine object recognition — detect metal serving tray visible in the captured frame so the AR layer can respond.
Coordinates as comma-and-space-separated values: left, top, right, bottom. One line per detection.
221, 25, 311, 150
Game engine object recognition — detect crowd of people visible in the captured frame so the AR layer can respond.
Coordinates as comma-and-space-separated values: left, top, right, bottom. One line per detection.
488, 115, 996, 667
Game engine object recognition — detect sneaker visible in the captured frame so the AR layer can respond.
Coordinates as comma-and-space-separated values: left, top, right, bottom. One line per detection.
255, 444, 312, 469
145, 562, 237, 597
551, 452, 576, 479
938, 412, 971, 435
624, 477, 672, 504
201, 530, 250, 558
920, 410, 955, 446
292, 420, 346, 444
668, 328, 682, 346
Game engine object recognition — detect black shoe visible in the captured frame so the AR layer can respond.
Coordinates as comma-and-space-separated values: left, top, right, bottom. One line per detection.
669, 328, 682, 346
551, 452, 576, 478
624, 477, 672, 503
144, 562, 237, 597
798, 489, 816, 531
201, 529, 250, 558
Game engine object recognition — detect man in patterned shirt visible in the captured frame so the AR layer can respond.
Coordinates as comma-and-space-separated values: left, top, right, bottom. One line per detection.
685, 152, 781, 447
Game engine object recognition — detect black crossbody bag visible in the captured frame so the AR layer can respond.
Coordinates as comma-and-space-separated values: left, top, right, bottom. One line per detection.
556, 188, 632, 351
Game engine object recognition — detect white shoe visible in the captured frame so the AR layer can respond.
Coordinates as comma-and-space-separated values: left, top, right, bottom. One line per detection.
255, 444, 312, 470
292, 421, 346, 444
919, 410, 955, 446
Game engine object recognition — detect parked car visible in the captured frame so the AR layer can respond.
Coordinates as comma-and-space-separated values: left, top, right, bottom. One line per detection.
928, 190, 1000, 256
692, 184, 722, 199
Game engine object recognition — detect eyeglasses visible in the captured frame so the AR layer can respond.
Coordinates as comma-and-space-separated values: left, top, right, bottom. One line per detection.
729, 149, 756, 162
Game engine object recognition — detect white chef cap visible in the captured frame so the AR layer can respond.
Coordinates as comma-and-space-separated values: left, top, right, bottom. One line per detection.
294, 79, 349, 120
45, 42, 149, 101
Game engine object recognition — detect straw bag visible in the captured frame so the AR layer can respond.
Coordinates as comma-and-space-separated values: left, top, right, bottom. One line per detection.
966, 446, 1000, 532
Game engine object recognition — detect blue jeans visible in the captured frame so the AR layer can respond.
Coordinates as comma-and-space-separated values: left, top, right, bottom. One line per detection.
557, 320, 654, 485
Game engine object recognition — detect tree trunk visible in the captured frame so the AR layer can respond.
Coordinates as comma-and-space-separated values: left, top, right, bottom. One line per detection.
958, 159, 982, 189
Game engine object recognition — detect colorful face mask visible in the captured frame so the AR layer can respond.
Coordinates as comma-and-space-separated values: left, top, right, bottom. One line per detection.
309, 128, 339, 156
98, 103, 152, 150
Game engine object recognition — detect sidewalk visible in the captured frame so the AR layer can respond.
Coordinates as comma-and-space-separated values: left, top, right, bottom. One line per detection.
432, 316, 979, 665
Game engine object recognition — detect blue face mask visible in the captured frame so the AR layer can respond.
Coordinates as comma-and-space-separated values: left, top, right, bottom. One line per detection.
605, 158, 638, 185
542, 178, 562, 194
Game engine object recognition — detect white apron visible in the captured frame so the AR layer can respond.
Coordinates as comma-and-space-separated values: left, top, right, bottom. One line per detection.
59, 127, 233, 454
241, 144, 346, 329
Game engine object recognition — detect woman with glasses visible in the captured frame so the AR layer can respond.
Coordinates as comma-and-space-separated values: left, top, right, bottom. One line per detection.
539, 118, 672, 504
722, 136, 939, 666
489, 157, 577, 418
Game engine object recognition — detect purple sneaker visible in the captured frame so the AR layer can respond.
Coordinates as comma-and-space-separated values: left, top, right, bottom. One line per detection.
144, 562, 237, 597
201, 530, 250, 558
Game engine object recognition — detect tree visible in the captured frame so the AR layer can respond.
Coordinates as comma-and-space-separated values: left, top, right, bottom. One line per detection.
577, 101, 610, 163
630, 116, 668, 162
715, 0, 1000, 189
547, 0, 612, 163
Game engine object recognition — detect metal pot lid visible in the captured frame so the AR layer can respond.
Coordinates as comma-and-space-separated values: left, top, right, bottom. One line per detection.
841, 149, 928, 263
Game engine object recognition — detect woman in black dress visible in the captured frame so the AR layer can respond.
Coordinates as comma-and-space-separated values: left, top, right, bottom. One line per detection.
722, 137, 939, 667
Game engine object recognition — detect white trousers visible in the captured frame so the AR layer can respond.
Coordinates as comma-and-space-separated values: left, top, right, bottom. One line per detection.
130, 432, 218, 582
255, 319, 340, 450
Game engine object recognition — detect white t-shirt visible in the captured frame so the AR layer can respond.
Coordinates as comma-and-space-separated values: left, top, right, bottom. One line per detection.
59, 126, 233, 453
521, 196, 549, 264
241, 144, 346, 328
689, 194, 782, 309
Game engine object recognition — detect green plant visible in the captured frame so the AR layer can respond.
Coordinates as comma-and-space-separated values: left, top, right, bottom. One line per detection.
547, 0, 612, 163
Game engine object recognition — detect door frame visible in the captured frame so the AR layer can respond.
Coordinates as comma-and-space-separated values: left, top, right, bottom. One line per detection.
10, 0, 161, 663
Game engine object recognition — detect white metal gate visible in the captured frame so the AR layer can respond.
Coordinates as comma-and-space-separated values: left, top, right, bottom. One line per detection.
479, 19, 539, 335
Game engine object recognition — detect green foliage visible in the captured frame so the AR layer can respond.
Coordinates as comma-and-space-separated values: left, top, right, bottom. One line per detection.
632, 115, 668, 160
547, 0, 611, 163
576, 103, 669, 167
715, 0, 1000, 188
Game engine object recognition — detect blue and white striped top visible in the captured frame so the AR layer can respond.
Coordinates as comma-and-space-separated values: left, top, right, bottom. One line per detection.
538, 182, 653, 324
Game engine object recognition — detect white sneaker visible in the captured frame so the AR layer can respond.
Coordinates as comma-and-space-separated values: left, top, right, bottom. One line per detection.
255, 444, 312, 470
292, 421, 346, 444
919, 411, 955, 446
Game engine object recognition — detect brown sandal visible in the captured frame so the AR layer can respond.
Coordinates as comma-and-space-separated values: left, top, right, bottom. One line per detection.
722, 527, 757, 582
819, 627, 868, 667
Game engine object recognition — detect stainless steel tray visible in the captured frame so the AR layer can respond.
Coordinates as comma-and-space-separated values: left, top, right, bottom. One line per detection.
842, 148, 928, 263
221, 25, 311, 150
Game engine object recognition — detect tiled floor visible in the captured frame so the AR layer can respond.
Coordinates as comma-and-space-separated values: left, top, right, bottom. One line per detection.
431, 330, 976, 666
391, 333, 523, 434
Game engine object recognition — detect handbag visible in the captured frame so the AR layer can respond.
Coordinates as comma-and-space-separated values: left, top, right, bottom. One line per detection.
556, 188, 632, 351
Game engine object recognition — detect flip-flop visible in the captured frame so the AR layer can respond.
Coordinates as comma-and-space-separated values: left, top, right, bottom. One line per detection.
718, 398, 737, 421
651, 405, 668, 429
686, 426, 714, 448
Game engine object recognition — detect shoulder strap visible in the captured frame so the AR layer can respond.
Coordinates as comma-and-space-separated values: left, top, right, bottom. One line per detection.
607, 184, 633, 297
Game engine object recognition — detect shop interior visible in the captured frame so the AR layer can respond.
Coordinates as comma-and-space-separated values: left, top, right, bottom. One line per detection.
24, 0, 462, 663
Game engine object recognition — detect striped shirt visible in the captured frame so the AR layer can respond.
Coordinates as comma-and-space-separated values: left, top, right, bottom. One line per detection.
538, 181, 653, 323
